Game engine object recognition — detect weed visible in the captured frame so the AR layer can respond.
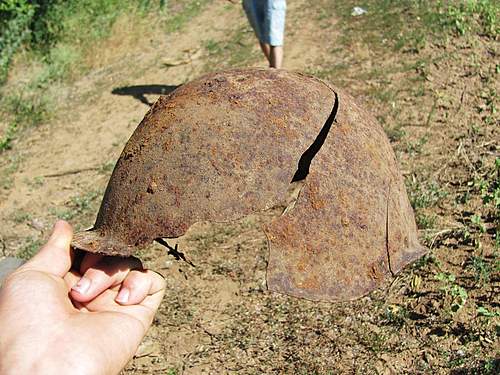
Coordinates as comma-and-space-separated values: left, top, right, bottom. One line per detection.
436, 0, 499, 38
416, 212, 437, 229
359, 327, 388, 354
0, 153, 22, 189
0, 89, 50, 152
0, 122, 18, 152
470, 214, 486, 233
449, 284, 468, 313
17, 236, 43, 260
384, 124, 406, 142
435, 272, 468, 313
164, 0, 211, 33
0, 0, 36, 83
414, 253, 442, 270
51, 190, 99, 222
27, 175, 44, 188
205, 39, 223, 55
483, 359, 500, 374
11, 210, 32, 224
383, 304, 408, 328
202, 24, 258, 70
406, 176, 448, 210
99, 161, 116, 174
405, 135, 429, 156
477, 306, 499, 317
468, 255, 492, 285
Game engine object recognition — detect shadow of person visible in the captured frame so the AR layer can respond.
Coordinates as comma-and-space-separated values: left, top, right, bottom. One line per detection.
111, 84, 179, 106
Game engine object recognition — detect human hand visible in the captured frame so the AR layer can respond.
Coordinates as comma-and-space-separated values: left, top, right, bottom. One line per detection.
0, 220, 166, 375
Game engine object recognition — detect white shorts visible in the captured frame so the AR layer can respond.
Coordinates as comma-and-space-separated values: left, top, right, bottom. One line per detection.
243, 0, 286, 46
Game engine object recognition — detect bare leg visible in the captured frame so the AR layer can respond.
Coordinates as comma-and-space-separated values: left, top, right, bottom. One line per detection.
269, 45, 283, 69
259, 41, 271, 63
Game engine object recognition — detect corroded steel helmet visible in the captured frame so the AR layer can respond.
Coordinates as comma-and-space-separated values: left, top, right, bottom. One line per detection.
72, 68, 426, 301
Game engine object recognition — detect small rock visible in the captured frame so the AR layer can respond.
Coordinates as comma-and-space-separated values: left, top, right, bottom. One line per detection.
29, 218, 45, 231
134, 340, 160, 358
351, 6, 367, 16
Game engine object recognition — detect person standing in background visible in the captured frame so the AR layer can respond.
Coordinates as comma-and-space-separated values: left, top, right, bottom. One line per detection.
243, 0, 287, 68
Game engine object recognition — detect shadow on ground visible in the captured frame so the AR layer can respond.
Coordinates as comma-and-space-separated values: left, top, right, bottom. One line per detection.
112, 84, 179, 106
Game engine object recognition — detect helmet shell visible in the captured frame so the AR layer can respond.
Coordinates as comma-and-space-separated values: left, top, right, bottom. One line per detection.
72, 68, 426, 301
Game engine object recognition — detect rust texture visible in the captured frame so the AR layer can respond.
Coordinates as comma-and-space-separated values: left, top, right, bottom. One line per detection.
71, 68, 426, 301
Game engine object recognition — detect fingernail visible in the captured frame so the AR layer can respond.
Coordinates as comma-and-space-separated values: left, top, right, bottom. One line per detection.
115, 287, 130, 304
72, 277, 91, 294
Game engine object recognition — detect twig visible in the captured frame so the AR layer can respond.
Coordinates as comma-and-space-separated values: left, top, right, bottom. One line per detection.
43, 166, 100, 178
428, 228, 460, 249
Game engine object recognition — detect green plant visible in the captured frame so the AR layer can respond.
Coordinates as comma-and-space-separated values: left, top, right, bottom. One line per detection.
414, 252, 442, 270
468, 255, 492, 285
406, 177, 448, 210
0, 153, 22, 189
384, 124, 406, 142
416, 213, 437, 229
449, 284, 468, 312
436, 0, 499, 38
17, 236, 43, 260
51, 190, 99, 221
405, 135, 428, 156
383, 304, 409, 328
164, 0, 210, 33
0, 90, 49, 152
435, 272, 468, 313
11, 210, 32, 224
0, 0, 36, 83
477, 306, 500, 317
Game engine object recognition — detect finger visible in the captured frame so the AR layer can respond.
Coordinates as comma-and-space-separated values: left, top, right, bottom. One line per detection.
70, 256, 142, 302
135, 270, 166, 317
115, 270, 165, 305
82, 270, 166, 326
64, 270, 81, 291
20, 220, 74, 277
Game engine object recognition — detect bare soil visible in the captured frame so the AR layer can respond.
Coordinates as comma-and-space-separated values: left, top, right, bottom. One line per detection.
0, 1, 498, 374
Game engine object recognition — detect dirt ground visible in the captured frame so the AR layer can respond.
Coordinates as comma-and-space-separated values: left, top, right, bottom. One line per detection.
0, 0, 498, 374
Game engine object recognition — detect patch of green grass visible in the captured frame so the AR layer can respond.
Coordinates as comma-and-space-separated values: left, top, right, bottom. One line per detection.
416, 212, 437, 229
17, 236, 43, 260
202, 24, 258, 70
406, 177, 448, 210
0, 90, 50, 152
51, 190, 100, 223
358, 327, 389, 354
164, 0, 211, 33
0, 153, 22, 189
384, 124, 406, 142
404, 135, 429, 156
99, 160, 116, 174
318, 0, 498, 56
382, 304, 409, 328
305, 62, 351, 82
11, 210, 32, 224
435, 0, 499, 38
467, 254, 495, 285
0, 0, 35, 83
26, 175, 45, 189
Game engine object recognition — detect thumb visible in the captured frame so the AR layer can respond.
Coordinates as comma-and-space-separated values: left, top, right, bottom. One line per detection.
21, 220, 74, 277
